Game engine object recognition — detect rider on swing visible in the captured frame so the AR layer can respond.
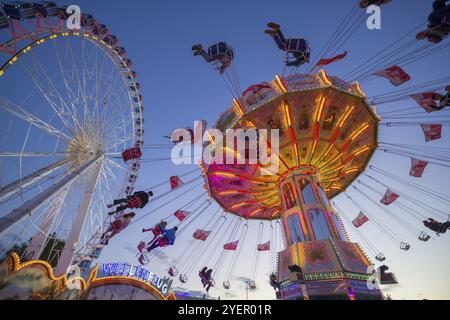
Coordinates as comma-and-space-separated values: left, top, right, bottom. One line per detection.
423, 217, 450, 236
107, 190, 153, 215
142, 220, 168, 243
264, 22, 310, 67
199, 267, 214, 292
417, 0, 450, 43
192, 42, 234, 75
100, 212, 135, 245
138, 225, 178, 264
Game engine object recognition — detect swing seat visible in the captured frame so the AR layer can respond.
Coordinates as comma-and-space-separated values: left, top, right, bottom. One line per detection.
179, 274, 188, 283
418, 232, 431, 242
400, 242, 411, 251
208, 42, 234, 61
138, 253, 150, 265
168, 267, 178, 277
223, 281, 231, 290
249, 280, 257, 290
137, 241, 146, 253
285, 38, 309, 54
375, 253, 386, 262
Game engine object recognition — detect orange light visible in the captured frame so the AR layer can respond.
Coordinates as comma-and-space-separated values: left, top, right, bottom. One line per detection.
217, 190, 240, 195
231, 202, 250, 209
283, 102, 292, 127
343, 167, 360, 174
337, 105, 355, 128
349, 123, 369, 141
322, 163, 346, 177
211, 171, 236, 178
352, 145, 371, 157
233, 98, 244, 116
249, 208, 263, 217
271, 208, 281, 218
313, 95, 326, 123
275, 75, 288, 93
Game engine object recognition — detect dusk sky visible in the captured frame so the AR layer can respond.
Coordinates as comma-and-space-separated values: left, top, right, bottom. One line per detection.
1, 0, 449, 300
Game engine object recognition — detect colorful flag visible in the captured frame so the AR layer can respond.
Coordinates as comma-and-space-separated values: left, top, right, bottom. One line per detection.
352, 212, 369, 228
257, 241, 270, 251
170, 176, 183, 189
315, 51, 348, 67
374, 66, 411, 86
410, 158, 428, 178
174, 210, 189, 221
193, 229, 211, 241
420, 124, 442, 142
410, 92, 438, 113
223, 240, 239, 251
380, 189, 399, 205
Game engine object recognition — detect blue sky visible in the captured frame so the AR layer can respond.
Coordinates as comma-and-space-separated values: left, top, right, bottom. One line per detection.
5, 0, 449, 299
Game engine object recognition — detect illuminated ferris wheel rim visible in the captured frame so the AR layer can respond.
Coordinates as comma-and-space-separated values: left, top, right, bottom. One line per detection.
0, 24, 145, 197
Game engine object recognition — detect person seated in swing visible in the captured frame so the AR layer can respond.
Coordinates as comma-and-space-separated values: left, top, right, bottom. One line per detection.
107, 190, 153, 215
417, 0, 450, 43
100, 212, 135, 245
138, 226, 178, 264
264, 22, 310, 67
269, 272, 281, 291
423, 218, 450, 235
432, 86, 450, 110
192, 42, 234, 75
146, 226, 178, 253
199, 267, 214, 291
359, 0, 392, 9
204, 269, 214, 292
142, 220, 168, 243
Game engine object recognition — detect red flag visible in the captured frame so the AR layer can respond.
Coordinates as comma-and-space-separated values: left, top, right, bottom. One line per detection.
352, 212, 369, 228
410, 158, 428, 178
223, 240, 239, 251
380, 189, 399, 205
257, 241, 270, 251
315, 51, 348, 67
420, 124, 442, 142
410, 92, 438, 113
174, 210, 189, 221
193, 229, 211, 241
374, 66, 411, 86
170, 176, 183, 189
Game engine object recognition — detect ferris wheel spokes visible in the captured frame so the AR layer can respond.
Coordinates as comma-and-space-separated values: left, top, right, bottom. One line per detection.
0, 158, 67, 203
0, 156, 102, 235
23, 186, 69, 261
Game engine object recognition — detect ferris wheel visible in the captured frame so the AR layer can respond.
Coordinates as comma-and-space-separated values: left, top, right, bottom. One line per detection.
0, 2, 144, 276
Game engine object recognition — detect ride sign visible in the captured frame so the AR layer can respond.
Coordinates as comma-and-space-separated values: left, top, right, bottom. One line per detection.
101, 263, 173, 296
